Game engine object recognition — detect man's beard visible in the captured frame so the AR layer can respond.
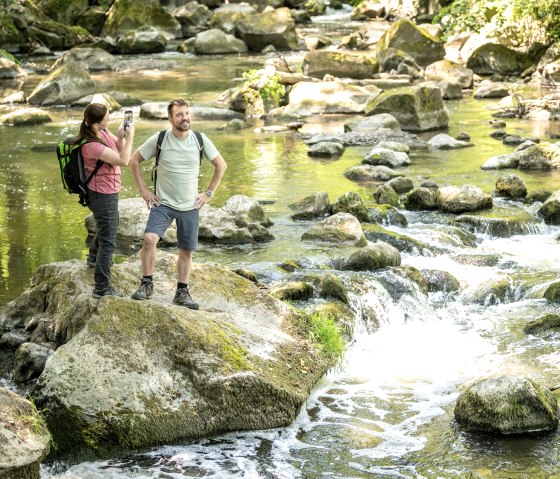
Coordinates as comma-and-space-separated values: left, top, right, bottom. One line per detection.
176, 120, 190, 131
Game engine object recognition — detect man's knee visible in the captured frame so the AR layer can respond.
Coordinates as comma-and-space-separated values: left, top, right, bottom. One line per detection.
179, 248, 193, 258
143, 232, 160, 248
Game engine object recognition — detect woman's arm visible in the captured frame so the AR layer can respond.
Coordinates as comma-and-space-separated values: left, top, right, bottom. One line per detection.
99, 123, 136, 166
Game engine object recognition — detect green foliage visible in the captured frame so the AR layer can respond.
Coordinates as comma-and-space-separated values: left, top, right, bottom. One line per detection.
18, 398, 50, 436
348, 0, 365, 6
293, 310, 345, 360
433, 0, 560, 43
242, 69, 286, 106
0, 50, 19, 64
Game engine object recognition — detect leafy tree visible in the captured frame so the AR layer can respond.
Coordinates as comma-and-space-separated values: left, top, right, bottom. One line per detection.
434, 0, 560, 45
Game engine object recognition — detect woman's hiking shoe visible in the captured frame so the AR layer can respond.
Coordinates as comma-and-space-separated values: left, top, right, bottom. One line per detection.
86, 254, 96, 268
172, 286, 199, 310
131, 279, 153, 300
92, 286, 125, 299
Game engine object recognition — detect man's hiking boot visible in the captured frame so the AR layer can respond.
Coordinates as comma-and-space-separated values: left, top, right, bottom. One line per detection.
172, 286, 199, 310
86, 254, 96, 268
92, 286, 125, 299
131, 279, 153, 300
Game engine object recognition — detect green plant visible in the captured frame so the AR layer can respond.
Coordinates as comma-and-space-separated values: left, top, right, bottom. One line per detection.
18, 398, 50, 436
242, 69, 286, 106
292, 310, 345, 360
0, 50, 19, 64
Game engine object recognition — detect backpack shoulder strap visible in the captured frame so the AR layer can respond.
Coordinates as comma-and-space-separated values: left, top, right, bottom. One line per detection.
192, 130, 204, 165
155, 130, 167, 167
81, 138, 105, 186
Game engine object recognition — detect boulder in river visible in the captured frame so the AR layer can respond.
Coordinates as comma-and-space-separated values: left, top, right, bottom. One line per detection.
0, 254, 337, 454
192, 29, 248, 54
289, 192, 331, 220
339, 241, 401, 272
301, 212, 366, 246
424, 59, 473, 89
437, 185, 493, 213
49, 47, 117, 71
0, 108, 52, 126
302, 50, 379, 79
538, 190, 560, 225
466, 43, 533, 76
235, 7, 300, 52
454, 375, 558, 434
364, 85, 449, 132
28, 61, 96, 106
375, 18, 445, 67
0, 387, 51, 479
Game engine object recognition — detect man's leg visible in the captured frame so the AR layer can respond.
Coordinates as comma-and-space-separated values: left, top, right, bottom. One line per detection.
177, 248, 193, 284
132, 205, 172, 301
141, 232, 160, 276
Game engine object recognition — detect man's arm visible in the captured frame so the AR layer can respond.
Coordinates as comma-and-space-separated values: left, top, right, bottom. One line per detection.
129, 149, 161, 208
194, 154, 227, 209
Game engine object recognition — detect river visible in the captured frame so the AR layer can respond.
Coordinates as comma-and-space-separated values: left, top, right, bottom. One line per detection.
2, 11, 560, 479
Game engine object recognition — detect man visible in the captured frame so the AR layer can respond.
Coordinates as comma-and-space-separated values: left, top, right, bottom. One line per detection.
129, 99, 227, 309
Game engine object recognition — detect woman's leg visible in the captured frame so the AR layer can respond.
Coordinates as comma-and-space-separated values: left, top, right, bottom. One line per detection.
87, 191, 119, 292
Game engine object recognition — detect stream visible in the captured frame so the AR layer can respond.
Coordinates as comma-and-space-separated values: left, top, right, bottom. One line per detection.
2, 11, 560, 479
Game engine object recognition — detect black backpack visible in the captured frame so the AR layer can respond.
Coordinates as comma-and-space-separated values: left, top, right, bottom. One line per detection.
56, 138, 103, 207
151, 129, 204, 191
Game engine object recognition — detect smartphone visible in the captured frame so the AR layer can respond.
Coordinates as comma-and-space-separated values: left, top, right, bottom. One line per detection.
124, 110, 133, 130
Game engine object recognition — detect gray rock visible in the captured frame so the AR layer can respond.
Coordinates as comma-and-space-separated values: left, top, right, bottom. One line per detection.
0, 108, 52, 126
193, 29, 248, 54
308, 142, 345, 157
0, 330, 30, 349
301, 212, 366, 246
344, 113, 400, 132
424, 59, 473, 88
474, 82, 510, 99
281, 81, 375, 117
365, 85, 449, 132
495, 174, 527, 199
332, 192, 369, 222
14, 342, 54, 382
50, 47, 116, 71
374, 184, 399, 206
437, 184, 492, 213
517, 143, 560, 170
1, 91, 26, 104
116, 29, 168, 54
455, 376, 558, 434
428, 133, 473, 149
467, 43, 533, 76
289, 192, 331, 220
403, 187, 438, 210
538, 190, 560, 225
0, 388, 51, 478
420, 80, 463, 100
0, 57, 26, 79
420, 269, 461, 293
270, 281, 314, 301
344, 165, 404, 182
303, 50, 379, 79
481, 152, 520, 170
363, 148, 411, 167
339, 242, 401, 271
386, 176, 414, 194
28, 61, 95, 106
18, 256, 336, 453
235, 8, 299, 51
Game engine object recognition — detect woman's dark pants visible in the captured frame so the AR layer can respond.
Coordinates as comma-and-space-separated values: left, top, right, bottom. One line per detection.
86, 189, 119, 292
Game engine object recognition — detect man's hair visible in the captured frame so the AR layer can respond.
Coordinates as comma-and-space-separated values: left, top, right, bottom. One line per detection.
168, 99, 189, 117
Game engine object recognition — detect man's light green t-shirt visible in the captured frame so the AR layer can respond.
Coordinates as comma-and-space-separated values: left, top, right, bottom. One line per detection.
139, 129, 219, 211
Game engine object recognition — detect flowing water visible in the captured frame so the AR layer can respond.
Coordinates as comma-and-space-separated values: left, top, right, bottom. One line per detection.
2, 13, 560, 479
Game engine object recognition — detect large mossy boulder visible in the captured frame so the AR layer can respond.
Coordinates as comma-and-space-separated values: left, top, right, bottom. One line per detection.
517, 143, 560, 170
289, 192, 331, 220
454, 376, 558, 434
524, 313, 560, 335
102, 0, 182, 39
466, 43, 533, 76
538, 190, 560, 225
301, 212, 366, 246
281, 81, 375, 117
0, 108, 52, 126
302, 50, 379, 79
0, 388, 51, 479
495, 174, 527, 199
1, 254, 335, 455
544, 281, 560, 303
339, 242, 401, 271
234, 8, 300, 51
375, 18, 445, 67
36, 0, 88, 24
116, 29, 168, 54
331, 192, 369, 222
28, 61, 95, 106
364, 86, 448, 132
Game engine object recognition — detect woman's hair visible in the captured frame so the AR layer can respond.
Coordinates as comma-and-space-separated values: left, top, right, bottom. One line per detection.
75, 103, 109, 145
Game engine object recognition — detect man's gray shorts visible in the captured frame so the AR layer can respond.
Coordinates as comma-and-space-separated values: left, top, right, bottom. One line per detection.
145, 204, 199, 250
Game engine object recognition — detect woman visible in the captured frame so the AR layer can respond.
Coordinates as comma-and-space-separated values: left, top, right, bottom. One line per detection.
76, 103, 135, 298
